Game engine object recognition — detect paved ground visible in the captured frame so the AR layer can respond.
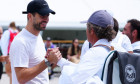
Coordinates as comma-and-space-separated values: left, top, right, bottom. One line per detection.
0, 74, 10, 84
0, 73, 60, 84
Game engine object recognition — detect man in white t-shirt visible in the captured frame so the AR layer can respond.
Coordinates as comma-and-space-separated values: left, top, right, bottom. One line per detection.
47, 10, 116, 84
122, 19, 140, 51
9, 0, 60, 84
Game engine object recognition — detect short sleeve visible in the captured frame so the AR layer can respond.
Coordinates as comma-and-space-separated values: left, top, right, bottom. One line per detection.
10, 39, 29, 67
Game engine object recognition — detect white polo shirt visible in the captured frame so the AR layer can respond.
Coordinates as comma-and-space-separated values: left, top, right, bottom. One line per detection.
111, 31, 133, 52
132, 41, 140, 50
58, 39, 111, 84
10, 28, 49, 84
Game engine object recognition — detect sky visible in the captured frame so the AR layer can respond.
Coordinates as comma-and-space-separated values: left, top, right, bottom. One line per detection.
0, 0, 140, 28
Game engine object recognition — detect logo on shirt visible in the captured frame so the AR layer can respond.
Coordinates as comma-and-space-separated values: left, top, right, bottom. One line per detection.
125, 64, 136, 82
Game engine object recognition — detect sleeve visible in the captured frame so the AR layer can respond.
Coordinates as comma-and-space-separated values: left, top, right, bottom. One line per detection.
57, 58, 76, 69
1, 30, 10, 56
10, 39, 29, 67
58, 48, 108, 84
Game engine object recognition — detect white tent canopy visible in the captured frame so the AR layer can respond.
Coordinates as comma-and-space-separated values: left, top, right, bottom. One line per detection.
0, 0, 140, 28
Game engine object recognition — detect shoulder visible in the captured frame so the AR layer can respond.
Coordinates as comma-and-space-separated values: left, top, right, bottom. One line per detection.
10, 35, 28, 55
82, 40, 89, 48
11, 37, 25, 47
11, 32, 27, 46
83, 40, 89, 45
3, 30, 10, 35
86, 46, 109, 56
81, 47, 109, 62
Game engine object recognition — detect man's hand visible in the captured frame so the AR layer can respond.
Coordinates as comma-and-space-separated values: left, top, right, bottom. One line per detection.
46, 48, 62, 64
0, 55, 6, 62
5, 56, 10, 64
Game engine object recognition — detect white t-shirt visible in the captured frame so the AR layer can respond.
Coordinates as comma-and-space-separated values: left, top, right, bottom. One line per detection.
58, 39, 111, 84
10, 28, 49, 84
111, 31, 133, 52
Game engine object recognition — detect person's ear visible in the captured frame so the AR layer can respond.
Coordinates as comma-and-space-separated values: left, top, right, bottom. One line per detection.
27, 13, 32, 20
90, 28, 94, 35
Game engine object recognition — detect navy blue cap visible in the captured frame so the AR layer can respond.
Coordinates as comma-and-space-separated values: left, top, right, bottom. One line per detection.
88, 10, 114, 28
22, 0, 55, 16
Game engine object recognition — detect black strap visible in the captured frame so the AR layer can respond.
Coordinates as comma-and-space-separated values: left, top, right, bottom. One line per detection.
133, 49, 140, 53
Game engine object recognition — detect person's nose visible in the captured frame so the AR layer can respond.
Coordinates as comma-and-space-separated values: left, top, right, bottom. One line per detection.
41, 15, 49, 21
43, 16, 49, 21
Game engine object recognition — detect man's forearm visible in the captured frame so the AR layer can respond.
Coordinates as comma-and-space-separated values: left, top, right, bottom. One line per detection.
15, 60, 47, 84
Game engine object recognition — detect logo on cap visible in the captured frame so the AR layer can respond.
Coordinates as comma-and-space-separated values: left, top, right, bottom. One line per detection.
43, 4, 47, 5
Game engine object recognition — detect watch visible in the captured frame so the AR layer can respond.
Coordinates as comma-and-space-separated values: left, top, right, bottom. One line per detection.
44, 58, 51, 66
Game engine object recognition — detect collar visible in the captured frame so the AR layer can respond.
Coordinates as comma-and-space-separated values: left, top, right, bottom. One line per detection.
8, 28, 18, 32
132, 41, 140, 50
22, 28, 38, 38
93, 39, 111, 47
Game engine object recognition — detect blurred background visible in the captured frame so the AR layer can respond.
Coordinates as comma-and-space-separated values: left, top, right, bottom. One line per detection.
1, 0, 140, 58
0, 0, 140, 83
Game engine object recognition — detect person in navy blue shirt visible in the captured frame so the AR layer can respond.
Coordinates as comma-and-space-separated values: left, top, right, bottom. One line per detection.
45, 37, 55, 51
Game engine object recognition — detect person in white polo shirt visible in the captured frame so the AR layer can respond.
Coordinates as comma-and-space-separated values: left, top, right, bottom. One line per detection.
46, 10, 116, 84
111, 18, 133, 53
122, 19, 140, 52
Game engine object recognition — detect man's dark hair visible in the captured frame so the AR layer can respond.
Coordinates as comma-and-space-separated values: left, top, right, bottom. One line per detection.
113, 18, 119, 33
88, 23, 116, 41
128, 19, 140, 39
